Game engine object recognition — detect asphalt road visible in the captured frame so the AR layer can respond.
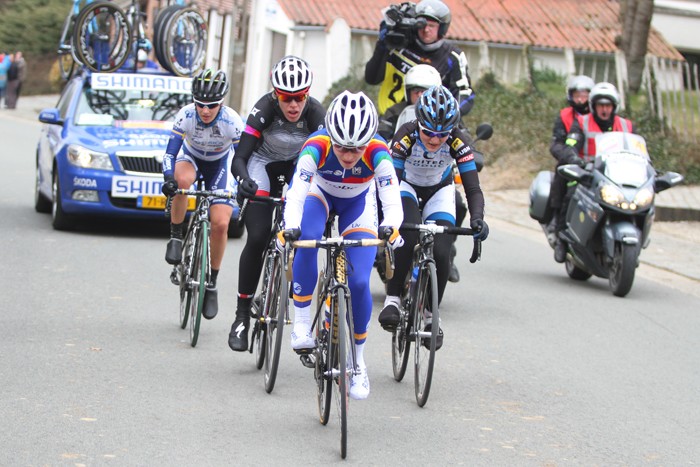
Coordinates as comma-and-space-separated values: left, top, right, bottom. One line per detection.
2, 116, 699, 465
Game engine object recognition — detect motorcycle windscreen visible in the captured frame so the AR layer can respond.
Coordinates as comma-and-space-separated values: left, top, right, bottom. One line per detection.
602, 153, 652, 188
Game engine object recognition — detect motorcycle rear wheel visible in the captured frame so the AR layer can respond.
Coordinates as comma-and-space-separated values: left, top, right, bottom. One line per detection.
609, 243, 636, 297
565, 257, 592, 281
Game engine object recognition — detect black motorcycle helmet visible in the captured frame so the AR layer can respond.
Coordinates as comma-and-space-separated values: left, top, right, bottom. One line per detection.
191, 68, 229, 102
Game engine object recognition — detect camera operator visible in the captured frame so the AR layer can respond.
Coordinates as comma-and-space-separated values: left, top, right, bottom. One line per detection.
365, 0, 475, 117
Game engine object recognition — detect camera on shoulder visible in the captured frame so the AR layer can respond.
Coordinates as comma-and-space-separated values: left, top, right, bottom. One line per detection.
383, 2, 427, 49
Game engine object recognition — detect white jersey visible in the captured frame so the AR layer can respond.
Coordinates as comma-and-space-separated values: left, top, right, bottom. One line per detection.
168, 104, 244, 162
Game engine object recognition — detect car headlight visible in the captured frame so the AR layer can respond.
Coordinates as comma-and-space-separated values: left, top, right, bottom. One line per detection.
633, 187, 654, 209
599, 183, 625, 206
67, 144, 113, 170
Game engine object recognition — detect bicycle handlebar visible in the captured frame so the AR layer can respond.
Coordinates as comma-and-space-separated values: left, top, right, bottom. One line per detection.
291, 237, 386, 249
237, 194, 285, 228
400, 222, 482, 263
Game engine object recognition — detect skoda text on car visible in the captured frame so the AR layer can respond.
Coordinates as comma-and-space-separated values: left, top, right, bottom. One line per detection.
34, 70, 243, 236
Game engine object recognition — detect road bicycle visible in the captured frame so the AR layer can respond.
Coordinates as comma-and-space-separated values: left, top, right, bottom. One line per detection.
294, 217, 393, 459
237, 180, 290, 394
391, 222, 481, 407
166, 181, 233, 347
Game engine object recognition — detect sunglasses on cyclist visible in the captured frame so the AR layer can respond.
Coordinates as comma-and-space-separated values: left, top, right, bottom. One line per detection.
419, 125, 451, 139
276, 91, 309, 103
333, 144, 366, 154
194, 99, 223, 109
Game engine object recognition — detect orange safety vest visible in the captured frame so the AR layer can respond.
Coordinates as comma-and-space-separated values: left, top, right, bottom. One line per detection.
580, 114, 633, 158
560, 107, 576, 132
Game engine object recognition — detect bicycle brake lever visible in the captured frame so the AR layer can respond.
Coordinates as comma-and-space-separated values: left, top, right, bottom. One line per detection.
469, 238, 482, 263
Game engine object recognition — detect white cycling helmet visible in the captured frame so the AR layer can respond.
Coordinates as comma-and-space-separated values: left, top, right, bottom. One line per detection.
270, 55, 313, 93
325, 91, 378, 148
589, 82, 620, 115
404, 64, 442, 102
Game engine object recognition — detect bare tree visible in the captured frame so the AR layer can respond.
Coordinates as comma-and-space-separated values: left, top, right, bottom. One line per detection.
618, 0, 654, 92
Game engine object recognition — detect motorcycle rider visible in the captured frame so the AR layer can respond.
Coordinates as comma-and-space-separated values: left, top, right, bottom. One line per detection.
554, 82, 635, 262
549, 75, 595, 262
227, 56, 326, 352
365, 0, 475, 117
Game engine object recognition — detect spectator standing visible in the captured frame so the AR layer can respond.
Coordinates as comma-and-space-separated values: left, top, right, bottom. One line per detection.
5, 52, 26, 110
0, 52, 10, 108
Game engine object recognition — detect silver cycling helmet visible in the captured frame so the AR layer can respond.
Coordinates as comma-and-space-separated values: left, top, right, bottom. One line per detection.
270, 55, 313, 93
325, 91, 378, 148
404, 64, 442, 102
589, 82, 620, 115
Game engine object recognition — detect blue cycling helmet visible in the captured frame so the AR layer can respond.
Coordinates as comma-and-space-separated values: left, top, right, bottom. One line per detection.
416, 85, 460, 132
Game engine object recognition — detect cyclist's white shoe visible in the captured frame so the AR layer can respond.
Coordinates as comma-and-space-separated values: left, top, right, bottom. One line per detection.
291, 325, 315, 351
349, 365, 370, 400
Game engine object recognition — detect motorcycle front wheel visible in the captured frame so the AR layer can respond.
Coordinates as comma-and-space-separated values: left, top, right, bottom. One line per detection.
609, 243, 637, 297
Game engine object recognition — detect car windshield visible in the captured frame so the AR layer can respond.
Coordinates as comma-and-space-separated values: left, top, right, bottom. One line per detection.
74, 73, 191, 126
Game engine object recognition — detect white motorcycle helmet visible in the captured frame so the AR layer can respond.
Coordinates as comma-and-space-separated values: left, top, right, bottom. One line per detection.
566, 75, 595, 113
404, 64, 442, 102
589, 82, 620, 115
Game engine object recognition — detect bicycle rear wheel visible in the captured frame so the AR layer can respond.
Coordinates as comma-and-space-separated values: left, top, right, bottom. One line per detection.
72, 1, 131, 72
189, 222, 208, 347
332, 288, 350, 459
162, 7, 207, 77
264, 251, 287, 393
391, 270, 413, 381
315, 273, 332, 425
414, 262, 439, 407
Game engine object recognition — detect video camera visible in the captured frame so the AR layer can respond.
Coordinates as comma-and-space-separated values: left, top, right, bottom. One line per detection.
383, 2, 427, 49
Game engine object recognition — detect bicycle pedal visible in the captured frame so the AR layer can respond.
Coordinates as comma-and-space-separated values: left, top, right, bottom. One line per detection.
294, 347, 315, 356
299, 354, 315, 368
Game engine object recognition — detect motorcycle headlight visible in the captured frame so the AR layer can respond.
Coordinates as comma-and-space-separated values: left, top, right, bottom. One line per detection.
67, 144, 113, 170
633, 187, 654, 209
599, 183, 625, 207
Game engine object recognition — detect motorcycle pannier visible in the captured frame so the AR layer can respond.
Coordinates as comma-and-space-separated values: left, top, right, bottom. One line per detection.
528, 171, 553, 222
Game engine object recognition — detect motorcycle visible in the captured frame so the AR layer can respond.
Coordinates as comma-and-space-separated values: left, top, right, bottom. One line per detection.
529, 132, 684, 297
374, 122, 494, 286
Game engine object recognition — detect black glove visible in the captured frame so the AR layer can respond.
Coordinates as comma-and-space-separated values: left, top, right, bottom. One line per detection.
238, 178, 258, 198
471, 219, 489, 241
161, 179, 178, 197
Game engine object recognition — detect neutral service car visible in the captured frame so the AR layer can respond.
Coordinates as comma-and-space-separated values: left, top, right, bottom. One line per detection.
35, 70, 244, 237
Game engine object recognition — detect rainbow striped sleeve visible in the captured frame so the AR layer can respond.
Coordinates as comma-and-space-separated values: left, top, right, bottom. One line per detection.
363, 138, 392, 171
299, 133, 332, 166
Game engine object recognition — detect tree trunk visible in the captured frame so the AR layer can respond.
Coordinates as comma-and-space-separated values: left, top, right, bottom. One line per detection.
619, 0, 654, 93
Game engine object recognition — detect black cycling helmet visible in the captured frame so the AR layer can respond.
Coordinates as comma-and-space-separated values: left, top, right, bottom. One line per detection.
415, 0, 451, 38
191, 68, 229, 102
416, 85, 460, 132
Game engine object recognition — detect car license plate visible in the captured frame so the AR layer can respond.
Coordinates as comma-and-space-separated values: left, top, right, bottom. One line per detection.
138, 195, 196, 210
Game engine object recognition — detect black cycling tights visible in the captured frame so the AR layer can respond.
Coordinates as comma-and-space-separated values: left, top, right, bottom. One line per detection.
387, 197, 454, 305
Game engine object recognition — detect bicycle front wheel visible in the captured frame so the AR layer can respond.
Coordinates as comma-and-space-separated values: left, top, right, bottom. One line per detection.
414, 261, 439, 407
264, 251, 287, 393
315, 273, 332, 425
72, 1, 131, 72
332, 288, 350, 459
189, 222, 208, 347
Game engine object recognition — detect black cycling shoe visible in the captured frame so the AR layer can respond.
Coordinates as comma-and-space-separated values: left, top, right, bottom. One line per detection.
422, 323, 444, 350
554, 240, 567, 263
378, 303, 400, 331
228, 316, 249, 352
165, 238, 183, 265
202, 287, 218, 320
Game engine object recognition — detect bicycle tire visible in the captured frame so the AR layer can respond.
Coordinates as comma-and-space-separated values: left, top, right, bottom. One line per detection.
333, 288, 350, 459
391, 269, 413, 381
315, 272, 332, 425
153, 4, 183, 72
253, 296, 266, 370
178, 224, 197, 328
72, 1, 131, 72
414, 261, 438, 407
162, 7, 207, 77
189, 222, 208, 347
264, 250, 286, 393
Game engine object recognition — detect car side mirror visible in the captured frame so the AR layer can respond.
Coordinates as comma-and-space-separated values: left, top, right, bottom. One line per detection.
654, 171, 684, 193
38, 108, 64, 126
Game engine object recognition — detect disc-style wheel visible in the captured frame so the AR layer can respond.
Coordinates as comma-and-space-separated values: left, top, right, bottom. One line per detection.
189, 222, 208, 347
414, 262, 438, 407
609, 243, 637, 297
72, 1, 131, 72
264, 253, 286, 393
